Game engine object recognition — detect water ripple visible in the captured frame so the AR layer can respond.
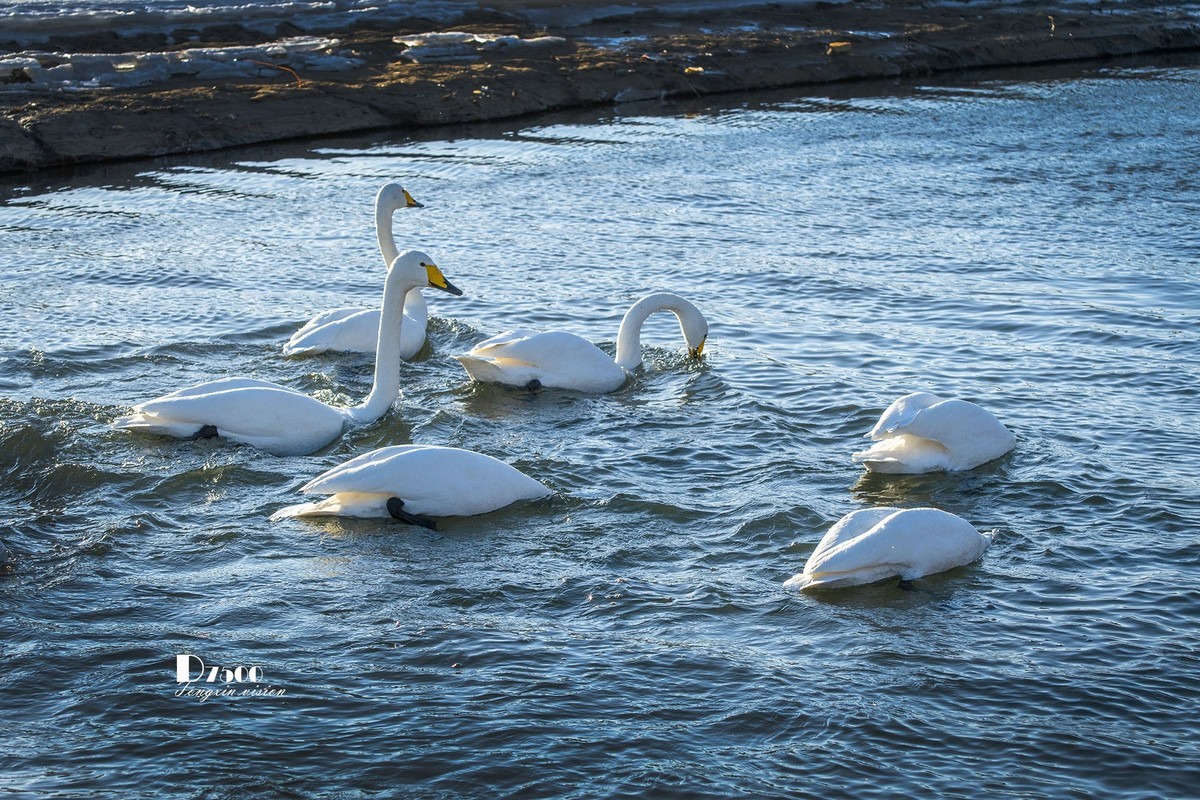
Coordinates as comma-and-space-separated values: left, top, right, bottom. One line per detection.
3, 56, 1200, 800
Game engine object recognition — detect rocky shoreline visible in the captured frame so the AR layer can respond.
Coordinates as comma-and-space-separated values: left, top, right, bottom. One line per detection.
2, 1, 1199, 174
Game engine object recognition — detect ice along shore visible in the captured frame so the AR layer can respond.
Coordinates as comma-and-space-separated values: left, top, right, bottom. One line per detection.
2, 0, 1199, 174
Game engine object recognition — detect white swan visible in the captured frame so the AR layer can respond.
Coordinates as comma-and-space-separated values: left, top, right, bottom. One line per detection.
283, 183, 428, 358
270, 444, 551, 528
852, 392, 1015, 474
783, 507, 992, 590
455, 292, 708, 393
113, 250, 462, 456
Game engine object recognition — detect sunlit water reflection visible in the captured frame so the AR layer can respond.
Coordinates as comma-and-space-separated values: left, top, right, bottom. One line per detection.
2, 55, 1198, 798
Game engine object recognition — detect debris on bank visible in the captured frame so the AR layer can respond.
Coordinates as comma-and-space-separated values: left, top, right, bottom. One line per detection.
1, 1, 1198, 173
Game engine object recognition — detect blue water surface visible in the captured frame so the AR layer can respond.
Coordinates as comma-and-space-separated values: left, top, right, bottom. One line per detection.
1, 55, 1199, 798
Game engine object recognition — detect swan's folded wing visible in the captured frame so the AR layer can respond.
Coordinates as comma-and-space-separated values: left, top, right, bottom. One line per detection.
810, 508, 986, 578
149, 377, 290, 403
477, 331, 612, 371
300, 445, 435, 494
298, 445, 550, 517
116, 379, 294, 430
127, 386, 343, 443
459, 330, 627, 392
805, 508, 900, 566
867, 392, 943, 438
908, 398, 1010, 440
294, 307, 369, 335
870, 404, 925, 438
804, 527, 909, 579
285, 308, 381, 355
467, 328, 546, 355
852, 434, 951, 474
270, 492, 389, 520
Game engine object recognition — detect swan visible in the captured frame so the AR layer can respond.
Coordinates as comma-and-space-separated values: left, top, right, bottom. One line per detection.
455, 292, 708, 393
283, 183, 428, 358
113, 250, 462, 456
783, 507, 992, 590
270, 444, 551, 529
852, 391, 1015, 474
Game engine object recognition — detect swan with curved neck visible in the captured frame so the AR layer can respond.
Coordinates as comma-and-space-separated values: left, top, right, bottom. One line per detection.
284, 183, 430, 358
114, 250, 462, 456
783, 507, 992, 590
852, 391, 1015, 474
455, 292, 708, 393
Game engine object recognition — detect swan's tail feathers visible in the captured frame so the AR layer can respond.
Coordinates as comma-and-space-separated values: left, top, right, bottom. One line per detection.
851, 453, 903, 473
113, 412, 213, 440
782, 573, 813, 591
852, 434, 949, 474
455, 354, 540, 387
454, 354, 493, 382
269, 502, 317, 521
784, 564, 903, 591
282, 341, 351, 357
270, 492, 390, 521
111, 412, 145, 430
782, 571, 855, 591
281, 341, 315, 357
850, 444, 904, 472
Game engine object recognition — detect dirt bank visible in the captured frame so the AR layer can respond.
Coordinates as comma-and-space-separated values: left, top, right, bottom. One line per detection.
2, 1, 1199, 174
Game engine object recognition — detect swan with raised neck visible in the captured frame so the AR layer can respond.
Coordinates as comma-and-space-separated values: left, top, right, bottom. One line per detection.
284, 183, 430, 357
115, 250, 462, 455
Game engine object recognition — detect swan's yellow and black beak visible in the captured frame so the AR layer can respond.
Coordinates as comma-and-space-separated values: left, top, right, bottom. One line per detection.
425, 262, 463, 296
403, 189, 423, 208
689, 337, 706, 359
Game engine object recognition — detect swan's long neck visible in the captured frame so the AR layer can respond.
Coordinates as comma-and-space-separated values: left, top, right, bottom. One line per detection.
403, 287, 427, 322
348, 271, 418, 423
614, 293, 706, 371
376, 197, 400, 268
379, 197, 426, 323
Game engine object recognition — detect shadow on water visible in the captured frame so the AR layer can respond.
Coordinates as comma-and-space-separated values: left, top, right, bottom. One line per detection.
848, 456, 1016, 516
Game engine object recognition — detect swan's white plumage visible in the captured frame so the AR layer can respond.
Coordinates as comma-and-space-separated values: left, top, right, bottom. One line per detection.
283, 183, 429, 358
852, 391, 1015, 474
283, 291, 427, 358
457, 329, 628, 393
455, 292, 708, 393
114, 249, 461, 456
270, 444, 551, 520
114, 382, 348, 455
783, 507, 991, 590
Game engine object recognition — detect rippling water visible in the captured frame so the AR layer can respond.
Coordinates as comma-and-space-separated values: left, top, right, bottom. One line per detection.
3, 56, 1199, 798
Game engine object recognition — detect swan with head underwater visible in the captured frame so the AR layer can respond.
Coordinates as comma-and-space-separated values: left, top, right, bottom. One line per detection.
270, 443, 552, 529
113, 250, 463, 456
784, 507, 992, 590
283, 183, 429, 359
455, 292, 709, 393
852, 391, 1015, 474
